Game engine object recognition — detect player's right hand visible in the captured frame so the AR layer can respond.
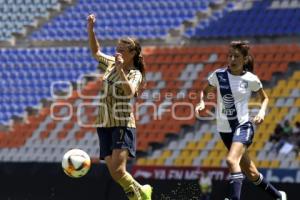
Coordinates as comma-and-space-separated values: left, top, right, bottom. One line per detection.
195, 101, 205, 113
87, 14, 96, 28
115, 53, 124, 72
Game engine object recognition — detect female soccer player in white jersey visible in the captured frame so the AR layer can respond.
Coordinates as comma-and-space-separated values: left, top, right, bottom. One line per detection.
87, 14, 152, 200
196, 41, 287, 200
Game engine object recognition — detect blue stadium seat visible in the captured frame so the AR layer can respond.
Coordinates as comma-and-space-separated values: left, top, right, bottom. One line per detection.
30, 0, 204, 41
186, 0, 300, 38
0, 46, 113, 125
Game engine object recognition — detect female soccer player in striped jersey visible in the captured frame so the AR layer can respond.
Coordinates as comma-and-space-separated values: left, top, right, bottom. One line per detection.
87, 14, 152, 200
196, 41, 287, 200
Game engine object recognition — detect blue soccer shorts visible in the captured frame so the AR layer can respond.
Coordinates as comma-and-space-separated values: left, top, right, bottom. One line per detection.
219, 121, 254, 149
96, 127, 136, 160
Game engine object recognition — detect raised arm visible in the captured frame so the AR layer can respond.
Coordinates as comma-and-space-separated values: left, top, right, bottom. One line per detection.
87, 14, 101, 59
87, 14, 114, 71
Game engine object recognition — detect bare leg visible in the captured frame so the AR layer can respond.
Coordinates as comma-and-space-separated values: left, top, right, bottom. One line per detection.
240, 151, 283, 199
225, 142, 246, 200
226, 142, 246, 173
240, 152, 260, 181
105, 149, 141, 200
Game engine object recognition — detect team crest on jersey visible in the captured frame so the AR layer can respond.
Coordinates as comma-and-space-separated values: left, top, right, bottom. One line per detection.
240, 80, 248, 89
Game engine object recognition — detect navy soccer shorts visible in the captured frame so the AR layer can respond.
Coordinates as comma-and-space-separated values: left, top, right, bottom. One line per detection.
219, 121, 254, 149
96, 127, 136, 160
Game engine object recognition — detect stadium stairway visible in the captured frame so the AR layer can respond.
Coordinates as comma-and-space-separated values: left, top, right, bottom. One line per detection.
0, 0, 73, 45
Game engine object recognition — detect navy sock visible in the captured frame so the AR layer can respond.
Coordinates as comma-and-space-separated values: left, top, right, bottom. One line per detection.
228, 172, 244, 200
253, 173, 281, 199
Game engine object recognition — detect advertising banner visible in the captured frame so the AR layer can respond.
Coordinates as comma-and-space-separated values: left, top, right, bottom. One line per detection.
132, 166, 300, 183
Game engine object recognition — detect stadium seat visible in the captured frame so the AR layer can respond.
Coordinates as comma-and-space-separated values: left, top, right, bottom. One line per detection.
0, 0, 62, 42
187, 0, 300, 39
1, 43, 300, 167
30, 0, 209, 41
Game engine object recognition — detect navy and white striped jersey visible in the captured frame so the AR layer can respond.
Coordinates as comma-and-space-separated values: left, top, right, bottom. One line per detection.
208, 68, 262, 132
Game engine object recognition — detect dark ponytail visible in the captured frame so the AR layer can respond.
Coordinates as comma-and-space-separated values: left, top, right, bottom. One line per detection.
132, 39, 146, 87
230, 40, 254, 73
119, 37, 146, 95
244, 54, 254, 73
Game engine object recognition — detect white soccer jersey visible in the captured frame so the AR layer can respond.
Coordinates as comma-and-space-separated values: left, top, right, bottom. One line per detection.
208, 68, 263, 133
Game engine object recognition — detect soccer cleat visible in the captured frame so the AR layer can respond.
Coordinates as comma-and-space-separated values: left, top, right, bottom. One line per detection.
140, 184, 153, 200
278, 191, 287, 200
125, 185, 142, 200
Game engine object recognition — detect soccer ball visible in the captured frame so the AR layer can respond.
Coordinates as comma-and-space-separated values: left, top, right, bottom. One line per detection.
62, 149, 91, 178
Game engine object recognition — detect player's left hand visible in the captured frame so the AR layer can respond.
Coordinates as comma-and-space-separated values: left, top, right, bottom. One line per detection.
252, 112, 264, 125
115, 53, 124, 72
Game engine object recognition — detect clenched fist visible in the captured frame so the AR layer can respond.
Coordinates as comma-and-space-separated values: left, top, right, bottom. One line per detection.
87, 14, 96, 29
115, 53, 124, 72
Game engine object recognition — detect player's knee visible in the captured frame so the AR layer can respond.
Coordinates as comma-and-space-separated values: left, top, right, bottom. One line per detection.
226, 156, 238, 168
